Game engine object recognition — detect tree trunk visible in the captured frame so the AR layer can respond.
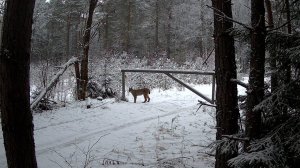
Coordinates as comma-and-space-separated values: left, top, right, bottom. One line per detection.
125, 0, 131, 53
104, 14, 109, 51
74, 61, 81, 100
166, 3, 172, 59
284, 0, 291, 84
265, 0, 278, 92
285, 0, 292, 34
66, 12, 71, 61
155, 0, 159, 51
0, 0, 38, 167
245, 0, 266, 143
212, 0, 239, 167
79, 0, 98, 100
199, 6, 205, 58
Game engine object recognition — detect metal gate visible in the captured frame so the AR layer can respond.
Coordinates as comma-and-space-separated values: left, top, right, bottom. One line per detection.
121, 69, 216, 104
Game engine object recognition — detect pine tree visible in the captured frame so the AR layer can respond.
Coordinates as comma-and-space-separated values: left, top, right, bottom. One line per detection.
212, 0, 239, 167
245, 0, 266, 142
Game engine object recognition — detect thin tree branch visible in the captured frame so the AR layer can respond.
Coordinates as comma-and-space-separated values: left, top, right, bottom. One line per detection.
267, 15, 298, 32
206, 5, 253, 31
196, 100, 216, 112
202, 48, 214, 66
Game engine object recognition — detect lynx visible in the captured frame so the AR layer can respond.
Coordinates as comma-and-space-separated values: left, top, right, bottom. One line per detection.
129, 87, 150, 103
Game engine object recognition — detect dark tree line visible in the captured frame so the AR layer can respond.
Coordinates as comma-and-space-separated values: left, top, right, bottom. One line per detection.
31, 0, 214, 64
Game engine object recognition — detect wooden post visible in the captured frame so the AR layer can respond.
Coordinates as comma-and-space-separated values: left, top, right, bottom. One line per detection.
212, 74, 216, 103
121, 71, 126, 100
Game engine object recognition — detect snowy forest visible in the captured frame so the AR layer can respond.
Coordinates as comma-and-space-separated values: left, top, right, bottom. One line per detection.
0, 0, 300, 168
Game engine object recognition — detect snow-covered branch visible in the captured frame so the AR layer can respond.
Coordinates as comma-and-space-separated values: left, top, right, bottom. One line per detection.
30, 57, 79, 110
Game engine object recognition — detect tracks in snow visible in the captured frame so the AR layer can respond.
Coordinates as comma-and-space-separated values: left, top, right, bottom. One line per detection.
36, 104, 195, 155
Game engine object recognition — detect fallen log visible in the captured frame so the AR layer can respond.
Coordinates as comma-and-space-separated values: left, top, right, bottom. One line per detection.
30, 57, 78, 110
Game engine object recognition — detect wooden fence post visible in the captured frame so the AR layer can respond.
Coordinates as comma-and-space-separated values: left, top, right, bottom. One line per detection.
212, 74, 216, 103
121, 71, 126, 100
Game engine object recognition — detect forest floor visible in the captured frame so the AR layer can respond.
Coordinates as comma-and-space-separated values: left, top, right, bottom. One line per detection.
0, 83, 246, 168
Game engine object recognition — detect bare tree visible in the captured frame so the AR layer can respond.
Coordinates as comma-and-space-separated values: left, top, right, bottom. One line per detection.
212, 0, 239, 167
0, 0, 37, 167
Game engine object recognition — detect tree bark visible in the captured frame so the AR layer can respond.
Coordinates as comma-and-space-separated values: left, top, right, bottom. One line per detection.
79, 0, 98, 100
0, 0, 38, 167
212, 0, 239, 167
245, 0, 266, 143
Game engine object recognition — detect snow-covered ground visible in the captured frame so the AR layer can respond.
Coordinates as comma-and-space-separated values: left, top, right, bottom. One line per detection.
0, 84, 221, 168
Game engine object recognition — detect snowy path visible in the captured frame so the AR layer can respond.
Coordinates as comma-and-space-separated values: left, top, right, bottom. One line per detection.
36, 104, 190, 155
0, 85, 216, 168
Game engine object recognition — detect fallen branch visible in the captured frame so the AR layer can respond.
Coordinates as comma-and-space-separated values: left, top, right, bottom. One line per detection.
196, 100, 216, 112
31, 57, 78, 110
198, 151, 215, 157
230, 79, 248, 89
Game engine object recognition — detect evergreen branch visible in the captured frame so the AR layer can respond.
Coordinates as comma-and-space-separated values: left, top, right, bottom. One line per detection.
253, 79, 298, 112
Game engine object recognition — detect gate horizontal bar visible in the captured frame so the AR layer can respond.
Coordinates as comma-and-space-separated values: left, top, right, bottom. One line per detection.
121, 69, 215, 75
164, 73, 214, 104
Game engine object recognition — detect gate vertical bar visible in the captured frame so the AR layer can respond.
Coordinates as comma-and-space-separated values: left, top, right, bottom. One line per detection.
122, 71, 126, 100
212, 74, 216, 103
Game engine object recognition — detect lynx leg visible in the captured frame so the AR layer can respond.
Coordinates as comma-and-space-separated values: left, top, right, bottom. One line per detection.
148, 95, 150, 102
143, 94, 147, 103
134, 96, 137, 103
